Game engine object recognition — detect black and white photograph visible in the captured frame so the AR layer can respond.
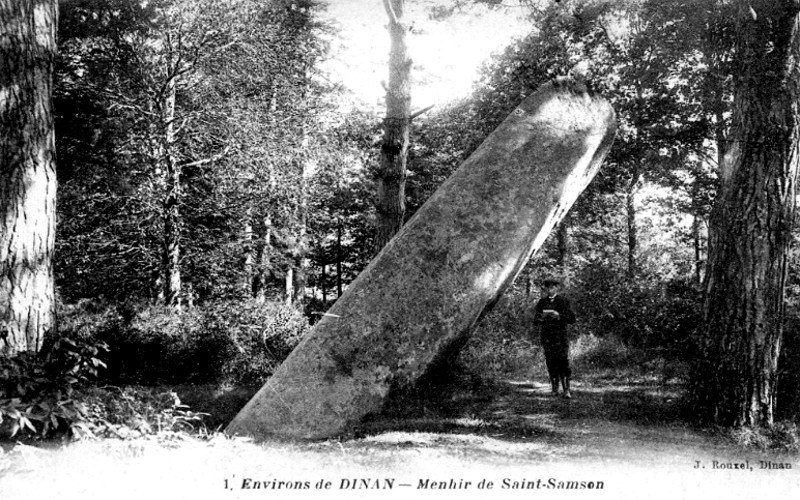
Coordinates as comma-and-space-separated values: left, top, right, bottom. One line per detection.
1, 0, 799, 498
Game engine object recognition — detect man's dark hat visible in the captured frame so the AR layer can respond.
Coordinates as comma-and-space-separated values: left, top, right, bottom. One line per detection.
542, 278, 561, 287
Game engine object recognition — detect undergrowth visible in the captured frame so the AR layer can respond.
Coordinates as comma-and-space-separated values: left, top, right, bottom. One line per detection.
0, 336, 107, 439
0, 333, 210, 442
77, 386, 209, 441
729, 422, 800, 453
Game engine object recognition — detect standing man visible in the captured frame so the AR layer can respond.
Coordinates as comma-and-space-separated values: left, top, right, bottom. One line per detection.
533, 278, 576, 398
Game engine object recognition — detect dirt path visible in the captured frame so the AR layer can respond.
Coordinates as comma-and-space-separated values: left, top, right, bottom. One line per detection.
355, 376, 765, 464
1, 377, 798, 500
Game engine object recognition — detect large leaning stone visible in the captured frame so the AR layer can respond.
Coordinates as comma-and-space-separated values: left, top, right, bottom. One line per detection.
226, 78, 617, 440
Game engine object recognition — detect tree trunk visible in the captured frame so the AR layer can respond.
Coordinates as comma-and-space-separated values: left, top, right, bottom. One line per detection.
0, 0, 58, 355
161, 39, 181, 311
292, 126, 310, 308
691, 179, 704, 286
243, 211, 254, 296
336, 217, 343, 297
626, 173, 640, 281
556, 214, 569, 275
692, 213, 703, 286
254, 89, 278, 303
292, 255, 305, 306
284, 267, 293, 306
253, 214, 271, 303
374, 0, 411, 255
694, 1, 800, 427
321, 263, 328, 304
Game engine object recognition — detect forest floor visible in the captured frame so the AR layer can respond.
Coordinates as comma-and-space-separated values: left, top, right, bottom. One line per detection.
1, 371, 799, 500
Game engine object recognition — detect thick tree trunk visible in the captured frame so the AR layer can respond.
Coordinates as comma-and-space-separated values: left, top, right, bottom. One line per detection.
226, 80, 616, 440
374, 0, 411, 254
694, 1, 800, 427
0, 0, 58, 355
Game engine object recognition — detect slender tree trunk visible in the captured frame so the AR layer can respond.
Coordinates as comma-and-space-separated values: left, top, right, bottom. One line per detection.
556, 214, 569, 278
0, 0, 58, 355
161, 43, 181, 311
292, 117, 311, 308
321, 263, 328, 304
694, 1, 800, 427
374, 0, 411, 254
285, 267, 294, 306
626, 173, 640, 281
692, 214, 703, 286
292, 255, 305, 306
253, 86, 279, 303
253, 214, 271, 303
243, 210, 254, 296
336, 219, 343, 297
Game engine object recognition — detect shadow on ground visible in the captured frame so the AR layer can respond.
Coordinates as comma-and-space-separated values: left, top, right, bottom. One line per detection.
360, 370, 684, 435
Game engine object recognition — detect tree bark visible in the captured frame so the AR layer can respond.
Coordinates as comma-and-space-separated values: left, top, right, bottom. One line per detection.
242, 211, 254, 296
284, 267, 293, 306
556, 215, 569, 279
0, 0, 58, 355
626, 172, 640, 281
292, 255, 305, 306
336, 217, 343, 297
692, 213, 703, 286
374, 0, 411, 254
292, 121, 311, 308
161, 42, 181, 311
253, 86, 279, 303
694, 1, 800, 427
691, 179, 704, 286
253, 214, 271, 303
321, 263, 328, 304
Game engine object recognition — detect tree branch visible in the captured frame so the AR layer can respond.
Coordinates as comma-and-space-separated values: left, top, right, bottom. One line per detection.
382, 0, 400, 25
179, 146, 231, 168
409, 104, 435, 121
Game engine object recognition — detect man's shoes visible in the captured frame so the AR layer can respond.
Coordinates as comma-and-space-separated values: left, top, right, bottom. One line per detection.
562, 389, 572, 399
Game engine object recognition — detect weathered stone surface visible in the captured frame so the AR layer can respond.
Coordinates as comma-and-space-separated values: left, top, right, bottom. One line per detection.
225, 78, 617, 440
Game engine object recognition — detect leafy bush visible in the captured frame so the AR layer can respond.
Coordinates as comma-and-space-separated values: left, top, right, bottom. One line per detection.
0, 336, 108, 439
571, 333, 632, 370
97, 300, 308, 387
215, 301, 308, 387
77, 386, 208, 440
460, 294, 541, 377
572, 265, 702, 354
